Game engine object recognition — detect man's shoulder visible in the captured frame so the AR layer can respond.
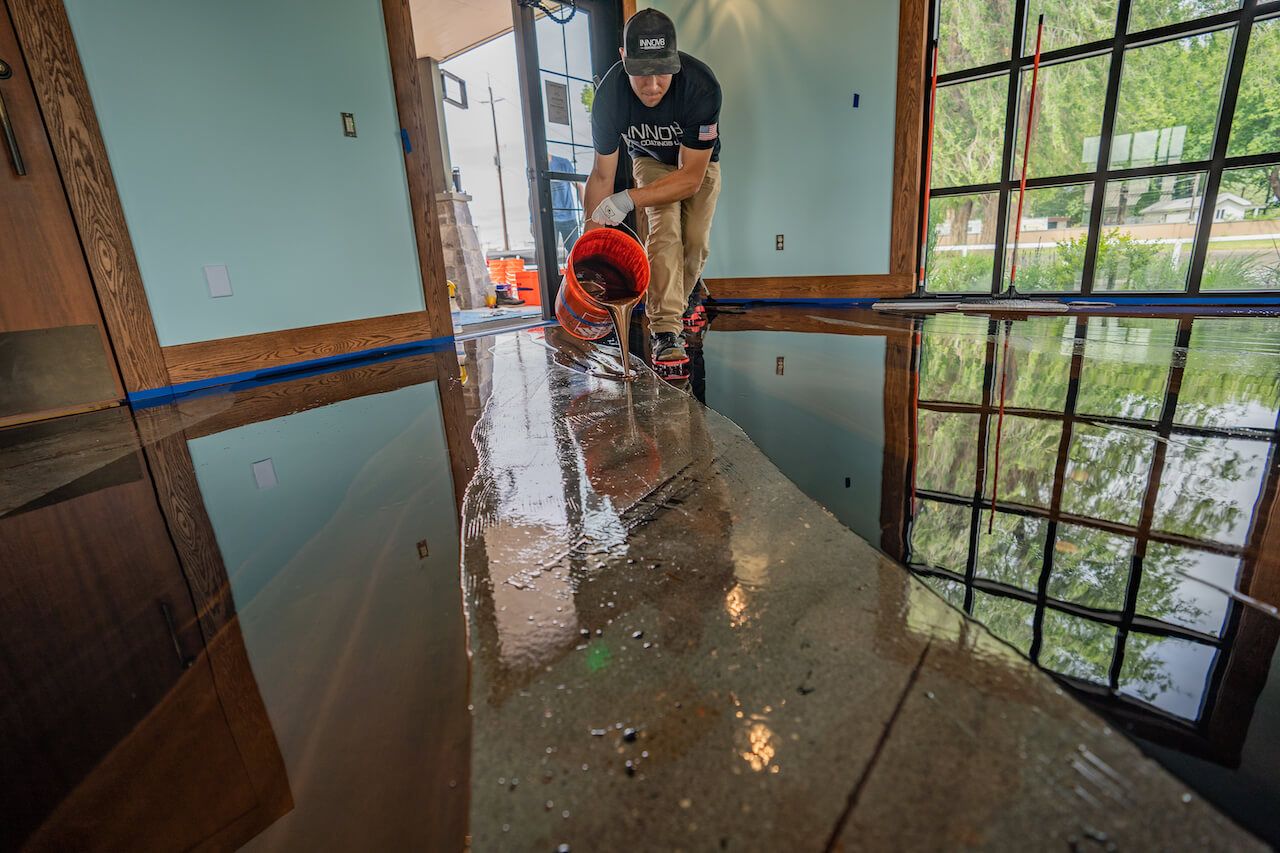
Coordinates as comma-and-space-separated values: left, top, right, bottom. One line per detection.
677, 52, 720, 93
598, 60, 626, 92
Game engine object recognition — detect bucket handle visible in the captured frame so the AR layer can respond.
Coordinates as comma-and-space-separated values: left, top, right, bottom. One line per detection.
614, 220, 643, 244
570, 218, 643, 247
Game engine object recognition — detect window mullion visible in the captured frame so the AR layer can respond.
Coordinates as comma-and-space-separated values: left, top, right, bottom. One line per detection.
1079, 0, 1135, 296
1029, 317, 1091, 662
1187, 0, 1260, 295
991, 0, 1030, 295
1107, 317, 1193, 691
964, 319, 1004, 612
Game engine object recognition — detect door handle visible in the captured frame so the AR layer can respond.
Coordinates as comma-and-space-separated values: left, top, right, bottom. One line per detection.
159, 600, 196, 669
0, 59, 27, 177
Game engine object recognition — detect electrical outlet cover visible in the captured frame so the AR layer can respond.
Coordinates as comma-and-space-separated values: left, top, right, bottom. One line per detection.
252, 458, 279, 489
204, 264, 233, 298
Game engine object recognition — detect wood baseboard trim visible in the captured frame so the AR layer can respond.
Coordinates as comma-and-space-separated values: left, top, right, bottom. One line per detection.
706, 274, 915, 300
161, 311, 441, 388
178, 352, 442, 440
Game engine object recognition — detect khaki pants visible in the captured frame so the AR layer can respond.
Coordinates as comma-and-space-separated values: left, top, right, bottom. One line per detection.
632, 157, 721, 336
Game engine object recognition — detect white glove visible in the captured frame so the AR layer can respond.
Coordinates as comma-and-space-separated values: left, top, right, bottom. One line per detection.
591, 190, 634, 226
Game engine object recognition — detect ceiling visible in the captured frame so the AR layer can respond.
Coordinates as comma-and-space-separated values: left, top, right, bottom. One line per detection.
411, 0, 515, 61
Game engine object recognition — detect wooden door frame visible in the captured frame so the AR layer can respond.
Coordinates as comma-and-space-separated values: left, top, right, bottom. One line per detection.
132, 404, 295, 841
4, 0, 167, 394
6, 0, 455, 398
381, 0, 456, 340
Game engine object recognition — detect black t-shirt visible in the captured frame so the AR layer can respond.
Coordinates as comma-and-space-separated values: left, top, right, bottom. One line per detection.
591, 52, 721, 167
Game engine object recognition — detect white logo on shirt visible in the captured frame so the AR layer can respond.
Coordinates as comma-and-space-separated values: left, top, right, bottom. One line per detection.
625, 123, 683, 146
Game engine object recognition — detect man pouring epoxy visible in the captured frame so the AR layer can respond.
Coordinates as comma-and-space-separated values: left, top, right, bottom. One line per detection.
583, 8, 722, 371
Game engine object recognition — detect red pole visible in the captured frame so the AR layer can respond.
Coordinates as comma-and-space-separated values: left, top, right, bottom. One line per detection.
1008, 15, 1045, 290
909, 324, 922, 515
988, 320, 1012, 533
917, 41, 939, 289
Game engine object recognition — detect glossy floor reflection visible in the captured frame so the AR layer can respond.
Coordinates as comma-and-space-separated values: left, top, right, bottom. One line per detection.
697, 307, 1280, 846
459, 327, 1254, 850
1, 351, 470, 851
0, 308, 1276, 849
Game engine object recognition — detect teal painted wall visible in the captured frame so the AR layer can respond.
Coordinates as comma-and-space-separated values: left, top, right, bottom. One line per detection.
703, 331, 887, 544
188, 383, 462, 846
642, 0, 899, 278
64, 0, 425, 347
188, 383, 456, 608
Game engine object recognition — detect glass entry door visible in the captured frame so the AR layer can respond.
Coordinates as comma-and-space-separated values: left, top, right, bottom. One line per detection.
512, 0, 624, 312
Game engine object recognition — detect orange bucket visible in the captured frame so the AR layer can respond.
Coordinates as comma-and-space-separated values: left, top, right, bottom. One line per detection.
515, 269, 541, 307
555, 228, 650, 340
486, 258, 506, 285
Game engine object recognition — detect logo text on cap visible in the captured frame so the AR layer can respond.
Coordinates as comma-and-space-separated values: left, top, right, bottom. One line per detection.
638, 37, 666, 49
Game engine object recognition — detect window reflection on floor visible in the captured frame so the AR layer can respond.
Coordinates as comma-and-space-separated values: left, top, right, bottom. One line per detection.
908, 313, 1280, 735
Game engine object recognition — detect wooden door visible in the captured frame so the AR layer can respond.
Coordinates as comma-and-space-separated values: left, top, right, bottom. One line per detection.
0, 409, 291, 850
0, 3, 121, 427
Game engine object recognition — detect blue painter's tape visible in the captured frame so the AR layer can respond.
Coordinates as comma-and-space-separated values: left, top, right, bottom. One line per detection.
401, 128, 412, 153
127, 385, 183, 404
712, 295, 1280, 308
128, 333, 455, 408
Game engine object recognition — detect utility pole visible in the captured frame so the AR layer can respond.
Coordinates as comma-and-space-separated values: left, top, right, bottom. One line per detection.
481, 77, 511, 251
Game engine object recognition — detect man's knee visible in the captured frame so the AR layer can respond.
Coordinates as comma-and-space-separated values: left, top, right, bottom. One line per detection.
644, 212, 682, 248
681, 199, 719, 261
681, 224, 713, 265
682, 229, 712, 258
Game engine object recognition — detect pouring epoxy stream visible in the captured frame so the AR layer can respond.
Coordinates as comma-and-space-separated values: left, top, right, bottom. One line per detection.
583, 8, 722, 375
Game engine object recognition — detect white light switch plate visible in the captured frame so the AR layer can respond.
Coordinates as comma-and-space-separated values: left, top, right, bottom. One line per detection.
252, 458, 278, 489
204, 264, 233, 298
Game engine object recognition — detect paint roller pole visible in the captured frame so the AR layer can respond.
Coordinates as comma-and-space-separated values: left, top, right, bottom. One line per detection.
917, 40, 940, 289
988, 319, 1012, 533
1008, 14, 1045, 292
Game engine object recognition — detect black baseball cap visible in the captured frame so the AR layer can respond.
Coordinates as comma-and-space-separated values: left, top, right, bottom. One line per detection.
623, 9, 680, 76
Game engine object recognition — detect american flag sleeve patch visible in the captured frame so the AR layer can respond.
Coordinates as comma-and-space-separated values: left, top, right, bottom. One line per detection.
698, 123, 718, 141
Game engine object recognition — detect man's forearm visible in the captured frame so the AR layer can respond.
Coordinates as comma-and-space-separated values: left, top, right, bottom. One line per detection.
583, 173, 615, 226
629, 167, 703, 209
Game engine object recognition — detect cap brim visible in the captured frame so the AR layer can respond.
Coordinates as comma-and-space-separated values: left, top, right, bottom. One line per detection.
623, 55, 681, 76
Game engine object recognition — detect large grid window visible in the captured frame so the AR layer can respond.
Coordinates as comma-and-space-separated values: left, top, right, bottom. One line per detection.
907, 314, 1280, 730
925, 0, 1280, 296
534, 4, 598, 263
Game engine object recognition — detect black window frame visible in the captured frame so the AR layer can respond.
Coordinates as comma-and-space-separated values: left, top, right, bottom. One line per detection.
512, 0, 622, 315
922, 0, 1280, 298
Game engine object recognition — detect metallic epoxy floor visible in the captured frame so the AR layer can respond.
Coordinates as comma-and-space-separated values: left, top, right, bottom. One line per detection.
2, 308, 1277, 850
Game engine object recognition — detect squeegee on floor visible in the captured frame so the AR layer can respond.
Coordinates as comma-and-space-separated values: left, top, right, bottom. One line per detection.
871, 297, 1072, 313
